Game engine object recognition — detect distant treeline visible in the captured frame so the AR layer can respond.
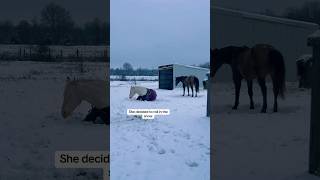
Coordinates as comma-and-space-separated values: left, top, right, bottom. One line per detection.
0, 3, 109, 46
111, 62, 209, 76
110, 68, 158, 76
261, 1, 320, 25
111, 62, 157, 76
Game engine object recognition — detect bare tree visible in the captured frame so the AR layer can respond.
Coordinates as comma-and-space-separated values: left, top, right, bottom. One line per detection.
40, 3, 74, 44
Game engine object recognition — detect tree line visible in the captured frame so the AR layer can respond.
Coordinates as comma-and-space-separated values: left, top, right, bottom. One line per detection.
261, 1, 320, 26
0, 3, 109, 45
111, 62, 210, 76
283, 1, 320, 25
111, 63, 158, 76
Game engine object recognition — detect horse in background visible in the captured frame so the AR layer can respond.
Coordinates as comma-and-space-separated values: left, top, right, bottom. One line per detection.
61, 78, 109, 125
129, 86, 157, 101
211, 44, 286, 113
296, 55, 313, 88
175, 76, 199, 97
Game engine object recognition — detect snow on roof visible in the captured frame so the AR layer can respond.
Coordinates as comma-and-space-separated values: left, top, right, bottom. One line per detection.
308, 30, 320, 38
158, 63, 209, 71
297, 54, 312, 62
212, 6, 319, 29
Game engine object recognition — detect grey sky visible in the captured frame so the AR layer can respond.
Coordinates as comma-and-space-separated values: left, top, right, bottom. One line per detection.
111, 0, 318, 69
111, 0, 210, 69
0, 0, 109, 24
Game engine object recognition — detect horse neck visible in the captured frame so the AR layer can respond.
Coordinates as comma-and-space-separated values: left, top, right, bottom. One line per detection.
179, 77, 186, 83
75, 81, 107, 108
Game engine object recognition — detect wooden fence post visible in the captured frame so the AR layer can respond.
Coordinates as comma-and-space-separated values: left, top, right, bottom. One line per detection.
308, 30, 320, 175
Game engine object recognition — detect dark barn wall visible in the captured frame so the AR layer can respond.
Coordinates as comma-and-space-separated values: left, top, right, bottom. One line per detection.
211, 7, 318, 81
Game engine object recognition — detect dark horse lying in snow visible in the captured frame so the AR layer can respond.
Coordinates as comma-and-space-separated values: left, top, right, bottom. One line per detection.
84, 106, 109, 125
211, 44, 286, 113
175, 76, 200, 97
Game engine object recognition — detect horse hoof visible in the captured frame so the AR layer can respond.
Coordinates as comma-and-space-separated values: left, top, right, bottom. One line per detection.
260, 109, 267, 113
250, 106, 254, 110
232, 106, 237, 110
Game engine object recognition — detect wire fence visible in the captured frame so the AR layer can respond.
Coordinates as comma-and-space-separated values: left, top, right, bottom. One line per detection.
0, 44, 109, 62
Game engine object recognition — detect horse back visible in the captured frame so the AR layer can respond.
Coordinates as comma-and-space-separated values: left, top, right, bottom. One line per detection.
238, 45, 275, 79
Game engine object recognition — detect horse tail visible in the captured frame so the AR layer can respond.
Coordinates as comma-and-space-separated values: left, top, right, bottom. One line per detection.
194, 76, 199, 92
269, 49, 286, 99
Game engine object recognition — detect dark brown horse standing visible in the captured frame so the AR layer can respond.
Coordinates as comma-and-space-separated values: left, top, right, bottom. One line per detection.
211, 44, 286, 113
175, 76, 200, 97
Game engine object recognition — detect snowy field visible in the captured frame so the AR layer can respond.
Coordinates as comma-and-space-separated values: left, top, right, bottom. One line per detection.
212, 82, 319, 180
0, 61, 108, 179
1, 60, 317, 180
110, 81, 210, 180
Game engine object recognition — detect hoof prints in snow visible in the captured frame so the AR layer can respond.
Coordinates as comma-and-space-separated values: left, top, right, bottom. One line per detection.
186, 160, 199, 168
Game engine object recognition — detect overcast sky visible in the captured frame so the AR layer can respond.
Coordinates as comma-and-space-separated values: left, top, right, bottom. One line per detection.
111, 0, 210, 69
111, 0, 318, 69
0, 0, 109, 24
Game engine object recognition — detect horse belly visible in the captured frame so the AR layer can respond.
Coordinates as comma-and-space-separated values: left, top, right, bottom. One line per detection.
238, 60, 257, 80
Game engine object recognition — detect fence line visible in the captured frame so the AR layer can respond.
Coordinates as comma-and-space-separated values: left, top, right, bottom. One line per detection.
0, 45, 109, 62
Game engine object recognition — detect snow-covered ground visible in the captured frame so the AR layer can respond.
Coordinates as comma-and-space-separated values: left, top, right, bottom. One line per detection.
1, 60, 316, 180
0, 61, 108, 179
110, 81, 210, 180
212, 82, 319, 180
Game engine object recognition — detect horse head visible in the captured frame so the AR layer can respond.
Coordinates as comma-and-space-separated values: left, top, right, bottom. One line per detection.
129, 86, 135, 99
210, 48, 225, 77
61, 81, 82, 118
175, 76, 185, 86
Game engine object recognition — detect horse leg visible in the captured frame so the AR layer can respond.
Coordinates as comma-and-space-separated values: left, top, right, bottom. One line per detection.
183, 84, 185, 96
195, 84, 197, 97
191, 85, 194, 97
271, 76, 279, 112
187, 85, 190, 96
247, 80, 254, 109
232, 78, 242, 110
258, 78, 267, 113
